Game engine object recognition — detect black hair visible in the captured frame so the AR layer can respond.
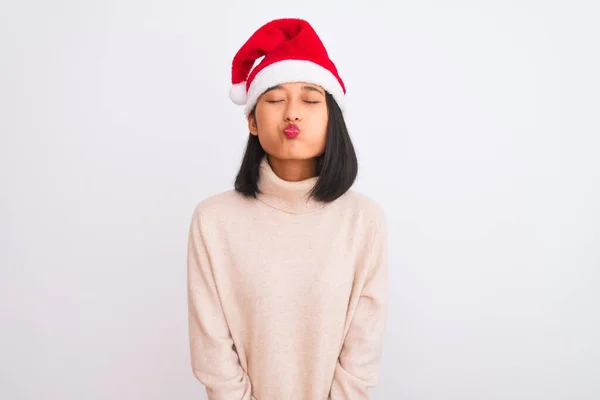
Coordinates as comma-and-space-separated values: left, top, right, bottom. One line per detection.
234, 91, 358, 203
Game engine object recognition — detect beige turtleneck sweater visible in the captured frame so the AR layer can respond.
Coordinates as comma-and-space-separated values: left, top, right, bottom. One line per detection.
186, 156, 388, 400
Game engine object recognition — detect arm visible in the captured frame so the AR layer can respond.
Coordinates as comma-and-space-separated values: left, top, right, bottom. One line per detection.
187, 206, 253, 400
330, 217, 389, 399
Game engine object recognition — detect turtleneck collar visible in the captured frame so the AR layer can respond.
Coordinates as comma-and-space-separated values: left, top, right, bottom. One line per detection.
256, 155, 325, 215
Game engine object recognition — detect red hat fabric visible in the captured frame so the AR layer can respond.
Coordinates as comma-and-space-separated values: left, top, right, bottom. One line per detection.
229, 18, 346, 116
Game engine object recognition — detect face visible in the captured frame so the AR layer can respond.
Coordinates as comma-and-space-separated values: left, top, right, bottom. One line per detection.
247, 81, 328, 161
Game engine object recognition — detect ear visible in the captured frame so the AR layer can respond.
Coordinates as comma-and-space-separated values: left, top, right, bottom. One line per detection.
247, 112, 258, 136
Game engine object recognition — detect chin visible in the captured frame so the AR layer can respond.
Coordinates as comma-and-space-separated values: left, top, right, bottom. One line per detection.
267, 150, 321, 161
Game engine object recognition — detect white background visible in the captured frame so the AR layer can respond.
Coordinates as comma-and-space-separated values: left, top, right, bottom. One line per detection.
1, 0, 599, 399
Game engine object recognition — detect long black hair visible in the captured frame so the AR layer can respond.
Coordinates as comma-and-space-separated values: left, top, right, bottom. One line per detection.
234, 91, 358, 203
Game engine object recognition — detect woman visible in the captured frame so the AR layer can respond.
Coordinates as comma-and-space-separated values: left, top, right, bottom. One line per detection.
187, 18, 388, 400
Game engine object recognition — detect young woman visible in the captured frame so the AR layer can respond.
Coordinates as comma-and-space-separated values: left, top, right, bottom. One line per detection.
187, 18, 388, 400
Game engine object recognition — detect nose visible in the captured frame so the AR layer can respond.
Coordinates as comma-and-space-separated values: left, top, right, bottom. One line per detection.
284, 102, 302, 122
285, 113, 301, 122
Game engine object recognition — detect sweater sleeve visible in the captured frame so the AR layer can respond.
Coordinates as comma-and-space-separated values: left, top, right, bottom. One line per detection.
186, 206, 253, 400
329, 216, 389, 400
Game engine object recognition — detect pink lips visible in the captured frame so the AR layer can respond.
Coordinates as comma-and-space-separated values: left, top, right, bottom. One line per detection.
284, 123, 300, 138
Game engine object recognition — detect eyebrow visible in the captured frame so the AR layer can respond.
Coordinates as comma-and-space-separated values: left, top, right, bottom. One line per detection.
263, 84, 325, 96
302, 85, 325, 95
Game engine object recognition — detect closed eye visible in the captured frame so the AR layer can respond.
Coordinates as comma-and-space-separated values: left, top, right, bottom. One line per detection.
265, 100, 320, 104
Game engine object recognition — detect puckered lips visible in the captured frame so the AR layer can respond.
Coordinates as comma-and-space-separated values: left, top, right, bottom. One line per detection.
283, 123, 300, 138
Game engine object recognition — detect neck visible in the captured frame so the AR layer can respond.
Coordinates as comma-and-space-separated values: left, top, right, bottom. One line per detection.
266, 155, 318, 182
256, 155, 324, 215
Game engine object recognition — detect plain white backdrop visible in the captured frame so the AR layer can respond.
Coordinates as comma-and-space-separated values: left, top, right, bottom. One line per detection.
1, 0, 599, 399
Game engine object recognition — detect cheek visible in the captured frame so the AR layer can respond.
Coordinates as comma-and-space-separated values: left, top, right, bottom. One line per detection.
310, 111, 328, 141
298, 117, 327, 155
254, 115, 283, 151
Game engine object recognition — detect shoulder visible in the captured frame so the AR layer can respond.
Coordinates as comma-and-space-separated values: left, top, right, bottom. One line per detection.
337, 189, 387, 231
189, 189, 252, 224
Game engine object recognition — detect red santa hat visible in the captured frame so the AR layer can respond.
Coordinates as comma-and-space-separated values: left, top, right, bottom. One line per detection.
229, 18, 346, 116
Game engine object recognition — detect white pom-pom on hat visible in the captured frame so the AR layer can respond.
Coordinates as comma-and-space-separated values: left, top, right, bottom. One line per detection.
229, 82, 247, 105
